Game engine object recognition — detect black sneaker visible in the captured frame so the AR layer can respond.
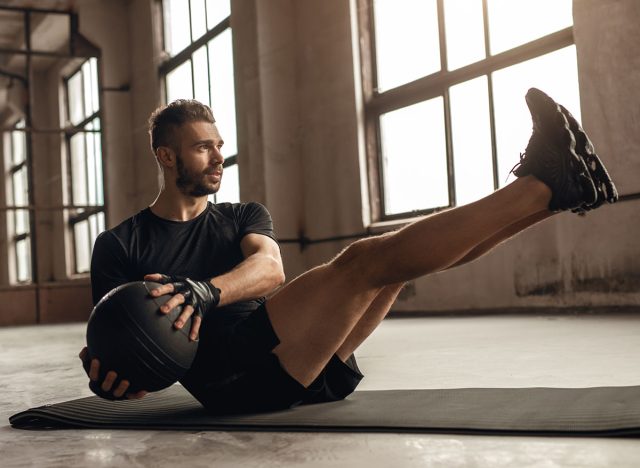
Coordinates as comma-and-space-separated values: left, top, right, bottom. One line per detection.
511, 88, 597, 212
558, 104, 618, 213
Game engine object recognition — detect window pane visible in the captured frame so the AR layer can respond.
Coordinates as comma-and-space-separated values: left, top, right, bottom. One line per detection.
166, 60, 194, 102
89, 213, 99, 249
82, 60, 94, 119
215, 163, 239, 203
163, 0, 191, 55
86, 131, 97, 204
492, 45, 580, 186
97, 211, 105, 236
70, 133, 88, 204
206, 0, 230, 29
68, 71, 84, 125
14, 208, 29, 236
16, 238, 31, 283
90, 58, 100, 114
11, 126, 26, 165
74, 220, 90, 273
190, 0, 207, 41
373, 0, 440, 92
380, 98, 449, 215
93, 126, 104, 205
209, 29, 237, 155
444, 0, 486, 70
450, 76, 495, 205
487, 0, 573, 55
12, 167, 29, 206
193, 45, 210, 105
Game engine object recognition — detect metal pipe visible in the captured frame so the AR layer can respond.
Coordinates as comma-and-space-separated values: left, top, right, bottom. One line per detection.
0, 205, 106, 212
0, 47, 93, 58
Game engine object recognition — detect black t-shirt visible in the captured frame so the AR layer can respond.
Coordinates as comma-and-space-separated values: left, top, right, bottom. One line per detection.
90, 201, 277, 325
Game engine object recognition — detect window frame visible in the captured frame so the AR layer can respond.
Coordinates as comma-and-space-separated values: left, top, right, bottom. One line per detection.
358, 0, 575, 222
63, 58, 107, 274
159, 2, 238, 203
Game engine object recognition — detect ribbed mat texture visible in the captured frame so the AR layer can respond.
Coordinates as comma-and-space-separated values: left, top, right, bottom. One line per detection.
10, 385, 640, 437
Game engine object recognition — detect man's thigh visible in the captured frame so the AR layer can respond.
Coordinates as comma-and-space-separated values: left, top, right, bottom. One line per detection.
265, 259, 382, 387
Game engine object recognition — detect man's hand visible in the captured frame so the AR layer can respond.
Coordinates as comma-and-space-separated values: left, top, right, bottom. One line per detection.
78, 347, 147, 400
144, 273, 221, 341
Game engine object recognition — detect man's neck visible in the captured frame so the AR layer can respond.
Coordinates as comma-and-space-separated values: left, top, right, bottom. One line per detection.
149, 189, 208, 222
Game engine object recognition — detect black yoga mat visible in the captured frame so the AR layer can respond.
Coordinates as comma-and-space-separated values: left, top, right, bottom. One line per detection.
10, 385, 640, 437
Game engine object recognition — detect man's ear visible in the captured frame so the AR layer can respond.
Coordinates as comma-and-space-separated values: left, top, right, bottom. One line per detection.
156, 146, 176, 168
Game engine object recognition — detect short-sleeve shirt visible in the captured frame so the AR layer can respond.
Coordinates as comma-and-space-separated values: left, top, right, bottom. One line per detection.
90, 201, 277, 325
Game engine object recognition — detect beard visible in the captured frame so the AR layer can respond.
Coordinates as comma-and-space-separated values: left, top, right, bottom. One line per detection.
175, 153, 221, 197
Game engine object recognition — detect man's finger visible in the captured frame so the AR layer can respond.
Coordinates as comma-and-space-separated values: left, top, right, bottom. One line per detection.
174, 304, 193, 329
89, 358, 100, 381
160, 293, 185, 314
113, 380, 130, 398
149, 283, 175, 297
78, 347, 88, 361
126, 390, 148, 400
101, 371, 118, 392
189, 314, 202, 341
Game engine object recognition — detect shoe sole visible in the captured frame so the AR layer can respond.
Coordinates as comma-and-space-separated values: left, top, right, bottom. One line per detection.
558, 104, 618, 211
525, 88, 598, 209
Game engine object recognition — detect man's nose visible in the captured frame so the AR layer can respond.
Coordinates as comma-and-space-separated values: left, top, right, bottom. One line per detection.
211, 147, 224, 164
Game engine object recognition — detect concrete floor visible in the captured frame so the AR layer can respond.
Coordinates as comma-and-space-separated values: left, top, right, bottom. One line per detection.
1, 312, 640, 467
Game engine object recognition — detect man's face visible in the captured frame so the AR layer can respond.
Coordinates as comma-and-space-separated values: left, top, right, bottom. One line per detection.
173, 120, 224, 197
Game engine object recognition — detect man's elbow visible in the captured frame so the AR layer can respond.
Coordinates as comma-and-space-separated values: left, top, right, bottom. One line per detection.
267, 256, 286, 287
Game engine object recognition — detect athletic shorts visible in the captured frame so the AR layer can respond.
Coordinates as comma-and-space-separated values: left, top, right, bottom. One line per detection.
179, 303, 364, 415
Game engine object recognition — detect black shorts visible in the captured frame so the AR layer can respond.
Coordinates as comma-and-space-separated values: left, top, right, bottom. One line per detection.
180, 304, 364, 415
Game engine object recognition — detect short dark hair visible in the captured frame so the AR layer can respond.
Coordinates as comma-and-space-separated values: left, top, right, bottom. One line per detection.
148, 99, 215, 154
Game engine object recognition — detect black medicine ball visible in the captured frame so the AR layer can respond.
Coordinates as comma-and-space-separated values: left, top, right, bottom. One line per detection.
86, 281, 198, 395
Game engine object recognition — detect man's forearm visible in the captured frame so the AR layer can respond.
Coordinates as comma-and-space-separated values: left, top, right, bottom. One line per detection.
210, 254, 285, 307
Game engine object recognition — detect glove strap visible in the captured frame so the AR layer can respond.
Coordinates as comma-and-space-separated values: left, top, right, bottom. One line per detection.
204, 280, 221, 306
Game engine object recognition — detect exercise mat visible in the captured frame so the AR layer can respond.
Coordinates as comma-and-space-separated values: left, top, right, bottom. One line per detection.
10, 385, 640, 437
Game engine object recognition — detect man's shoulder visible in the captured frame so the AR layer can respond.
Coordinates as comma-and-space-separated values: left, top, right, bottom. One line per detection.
208, 201, 270, 217
100, 208, 150, 243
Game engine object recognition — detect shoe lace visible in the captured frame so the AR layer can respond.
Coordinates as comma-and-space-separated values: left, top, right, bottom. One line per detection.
506, 152, 526, 183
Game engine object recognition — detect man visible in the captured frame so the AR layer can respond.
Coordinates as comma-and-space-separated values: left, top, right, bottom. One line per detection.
80, 89, 617, 413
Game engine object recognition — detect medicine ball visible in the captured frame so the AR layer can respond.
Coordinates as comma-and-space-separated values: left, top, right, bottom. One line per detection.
86, 281, 199, 395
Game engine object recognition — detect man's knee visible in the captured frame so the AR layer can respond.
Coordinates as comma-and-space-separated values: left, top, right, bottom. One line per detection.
331, 236, 387, 277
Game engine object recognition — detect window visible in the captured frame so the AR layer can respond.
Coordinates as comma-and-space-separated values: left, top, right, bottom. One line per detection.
64, 58, 105, 274
361, 0, 580, 220
161, 0, 240, 204
3, 120, 32, 283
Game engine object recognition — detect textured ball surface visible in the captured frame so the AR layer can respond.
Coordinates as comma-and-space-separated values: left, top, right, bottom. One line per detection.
86, 281, 199, 394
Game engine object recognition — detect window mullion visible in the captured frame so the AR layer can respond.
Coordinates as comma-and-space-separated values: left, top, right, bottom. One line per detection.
482, 0, 500, 190
436, 0, 455, 207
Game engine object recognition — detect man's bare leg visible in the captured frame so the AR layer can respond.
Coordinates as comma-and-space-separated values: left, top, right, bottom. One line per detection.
333, 209, 553, 361
335, 282, 405, 361
266, 175, 552, 386
447, 209, 553, 269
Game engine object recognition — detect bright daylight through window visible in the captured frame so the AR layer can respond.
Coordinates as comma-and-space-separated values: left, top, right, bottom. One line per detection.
65, 57, 105, 274
162, 0, 239, 204
367, 0, 579, 219
4, 120, 31, 283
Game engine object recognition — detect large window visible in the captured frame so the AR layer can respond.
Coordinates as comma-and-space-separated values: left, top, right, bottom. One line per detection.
64, 58, 105, 274
161, 0, 239, 204
361, 0, 580, 220
3, 120, 32, 283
